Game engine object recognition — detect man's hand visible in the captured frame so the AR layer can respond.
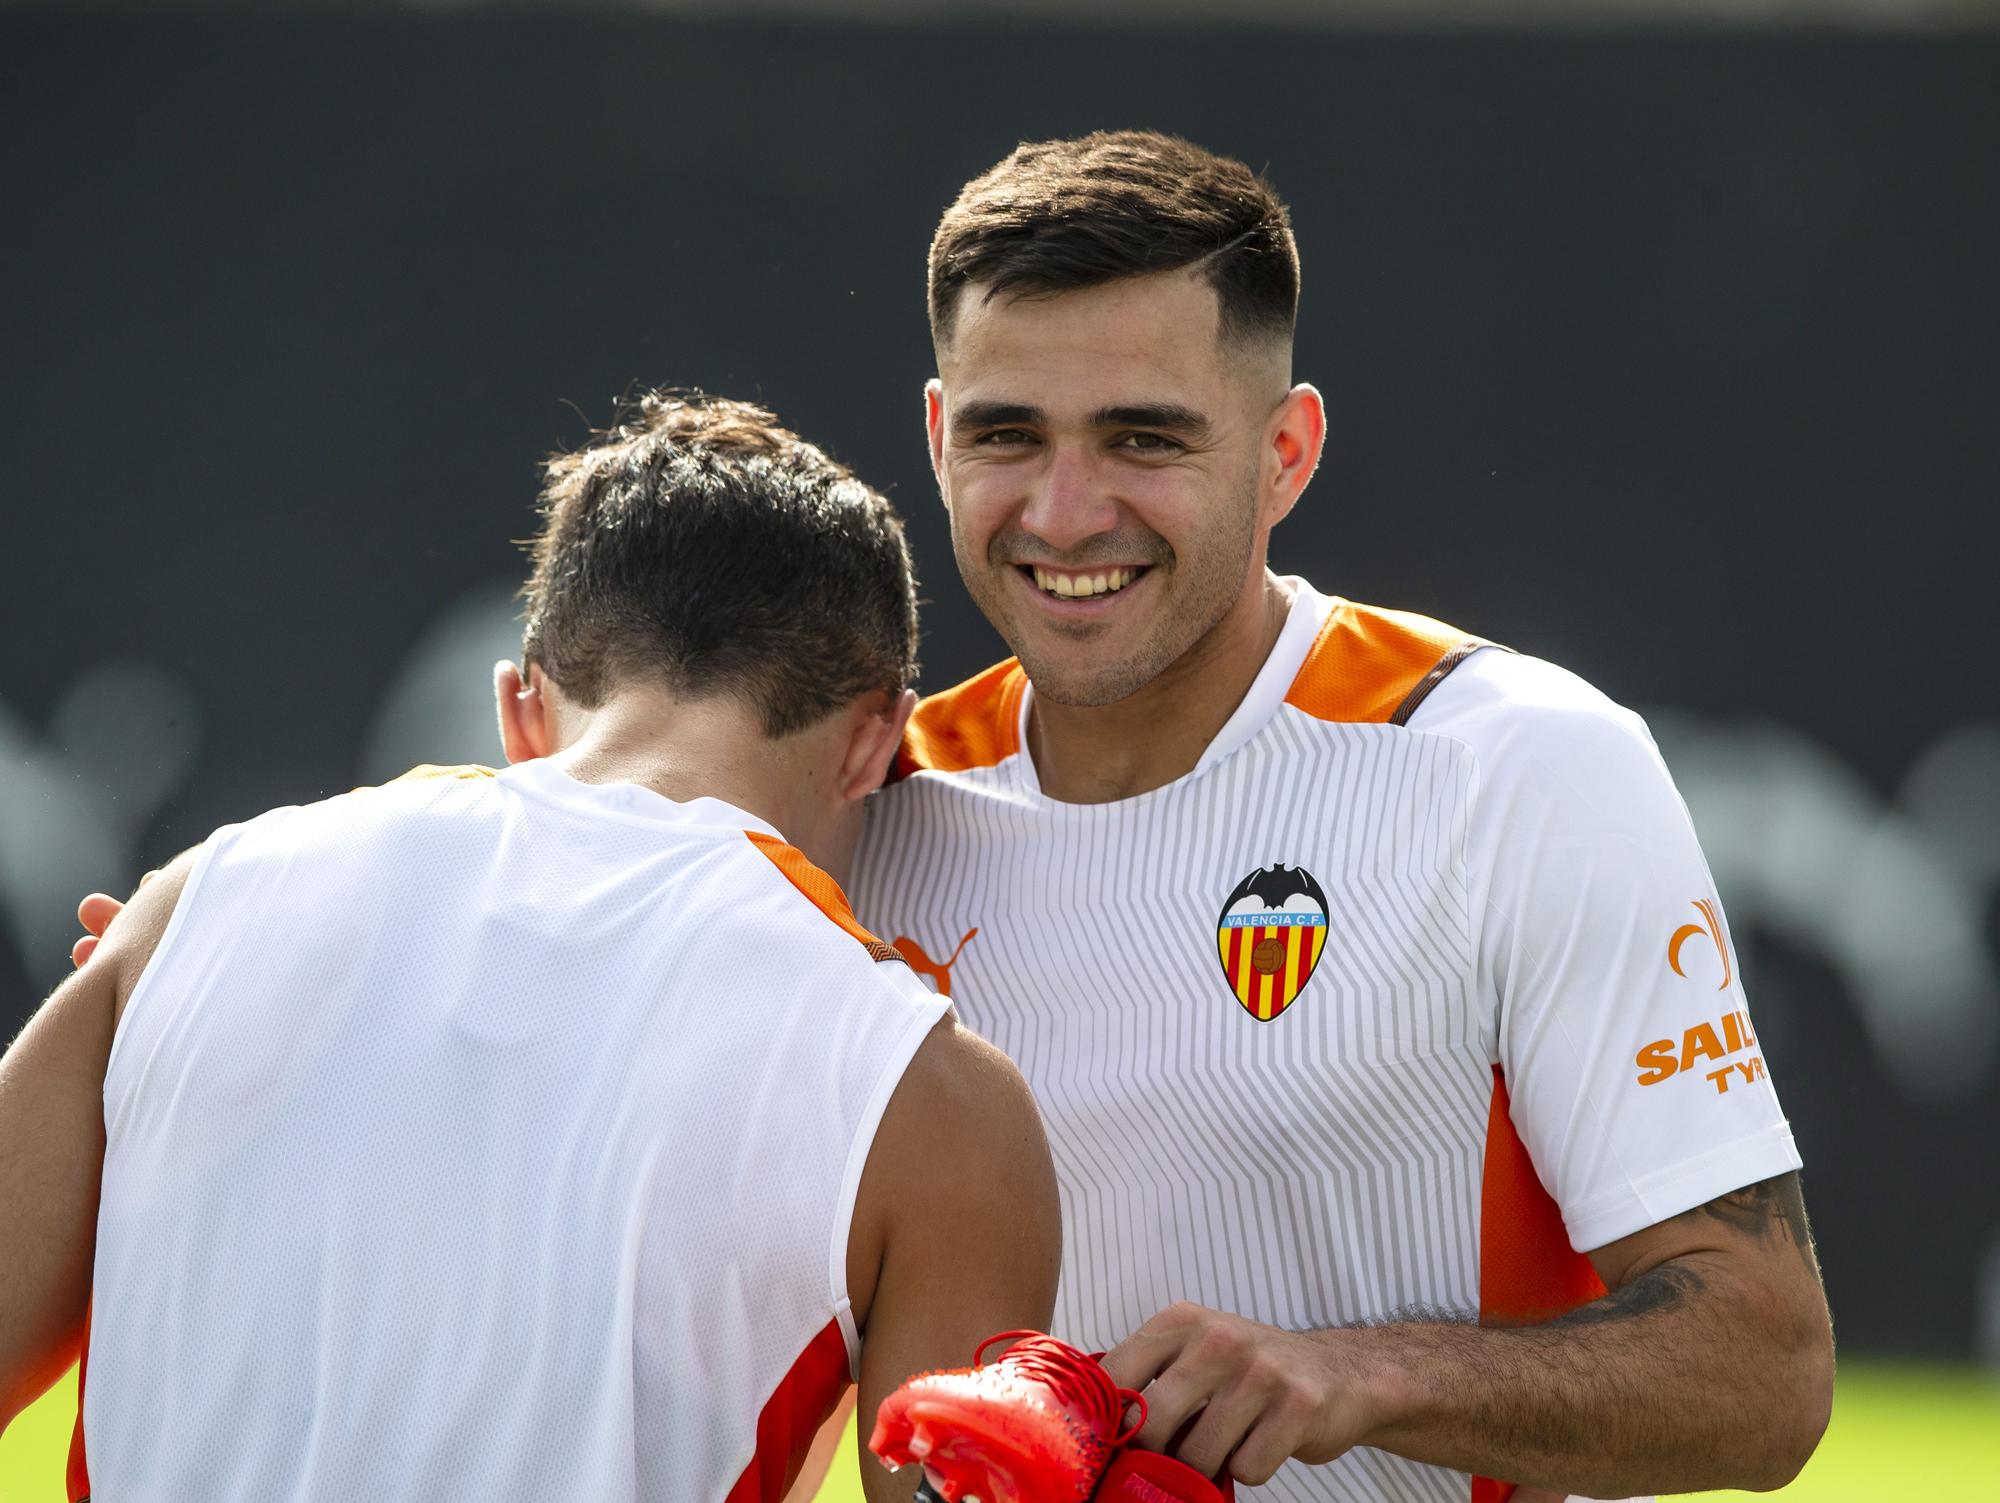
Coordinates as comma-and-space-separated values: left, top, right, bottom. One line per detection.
1102, 1305, 1369, 1484
1103, 1173, 1830, 1498
1103, 1312, 1574, 1503
71, 879, 150, 969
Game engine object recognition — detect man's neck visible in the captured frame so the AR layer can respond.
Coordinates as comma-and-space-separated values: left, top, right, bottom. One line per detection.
1026, 571, 1296, 804
545, 689, 809, 846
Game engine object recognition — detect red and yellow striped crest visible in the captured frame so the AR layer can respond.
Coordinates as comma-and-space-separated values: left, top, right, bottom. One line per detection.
1216, 864, 1329, 1021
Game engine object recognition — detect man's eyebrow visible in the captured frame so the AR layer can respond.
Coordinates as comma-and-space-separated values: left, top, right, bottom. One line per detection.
951, 400, 1046, 430
1088, 403, 1211, 435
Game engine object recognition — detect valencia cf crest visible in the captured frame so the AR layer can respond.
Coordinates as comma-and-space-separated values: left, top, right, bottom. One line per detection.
1216, 864, 1329, 1021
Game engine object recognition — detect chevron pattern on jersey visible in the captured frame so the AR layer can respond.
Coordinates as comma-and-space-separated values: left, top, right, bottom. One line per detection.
855, 711, 1488, 1503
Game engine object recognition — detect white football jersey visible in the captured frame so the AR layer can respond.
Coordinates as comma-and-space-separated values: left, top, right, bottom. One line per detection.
850, 580, 1799, 1503
81, 760, 945, 1503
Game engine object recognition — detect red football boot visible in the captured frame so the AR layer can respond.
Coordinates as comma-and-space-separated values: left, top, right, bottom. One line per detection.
1096, 1445, 1235, 1503
869, 1330, 1146, 1502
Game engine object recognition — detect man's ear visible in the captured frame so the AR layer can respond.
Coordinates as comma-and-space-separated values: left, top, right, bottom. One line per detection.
925, 380, 947, 496
1263, 382, 1327, 528
494, 660, 557, 764
838, 687, 920, 804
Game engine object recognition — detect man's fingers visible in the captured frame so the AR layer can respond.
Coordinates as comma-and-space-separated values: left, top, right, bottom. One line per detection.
1130, 1367, 1209, 1454
1230, 1408, 1341, 1488
1100, 1333, 1178, 1393
74, 890, 135, 967
78, 893, 126, 937
1166, 1385, 1261, 1482
1099, 1303, 1203, 1390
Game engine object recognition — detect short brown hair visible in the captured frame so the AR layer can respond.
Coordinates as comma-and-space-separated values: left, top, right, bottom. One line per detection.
521, 391, 918, 737
929, 130, 1299, 346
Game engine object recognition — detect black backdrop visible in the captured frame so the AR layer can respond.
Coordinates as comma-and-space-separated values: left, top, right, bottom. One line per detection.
4, 13, 1996, 1360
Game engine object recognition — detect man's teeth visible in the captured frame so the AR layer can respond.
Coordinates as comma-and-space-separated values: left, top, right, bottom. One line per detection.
1032, 566, 1136, 599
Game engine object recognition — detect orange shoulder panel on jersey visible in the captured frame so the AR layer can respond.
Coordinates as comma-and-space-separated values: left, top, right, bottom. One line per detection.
746, 831, 905, 966
892, 659, 1029, 780
1285, 598, 1498, 726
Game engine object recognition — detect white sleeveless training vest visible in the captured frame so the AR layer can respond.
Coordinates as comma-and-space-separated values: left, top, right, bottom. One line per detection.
83, 759, 944, 1502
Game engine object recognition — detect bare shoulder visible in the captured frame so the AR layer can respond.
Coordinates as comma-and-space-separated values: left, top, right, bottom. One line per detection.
867, 1014, 1054, 1212
847, 1013, 1059, 1331
897, 1013, 1040, 1122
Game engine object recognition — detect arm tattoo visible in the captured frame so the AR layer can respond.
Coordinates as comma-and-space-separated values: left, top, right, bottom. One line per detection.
1553, 1261, 1707, 1327
1548, 1173, 1819, 1332
1686, 1172, 1821, 1281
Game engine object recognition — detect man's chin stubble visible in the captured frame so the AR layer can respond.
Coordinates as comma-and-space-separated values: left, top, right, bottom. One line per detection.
1015, 632, 1176, 709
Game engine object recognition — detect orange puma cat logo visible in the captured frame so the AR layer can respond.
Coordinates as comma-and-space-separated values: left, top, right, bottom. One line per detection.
891, 928, 980, 998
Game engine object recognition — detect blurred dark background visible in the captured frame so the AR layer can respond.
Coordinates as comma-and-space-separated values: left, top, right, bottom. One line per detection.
3, 6, 1996, 1364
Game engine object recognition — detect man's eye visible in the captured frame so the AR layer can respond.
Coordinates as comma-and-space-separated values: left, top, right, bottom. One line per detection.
974, 428, 1034, 446
1117, 432, 1182, 453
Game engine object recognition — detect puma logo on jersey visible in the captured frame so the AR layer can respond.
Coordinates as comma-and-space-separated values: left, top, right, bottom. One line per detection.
1669, 897, 1733, 991
1216, 864, 1329, 1021
892, 928, 979, 998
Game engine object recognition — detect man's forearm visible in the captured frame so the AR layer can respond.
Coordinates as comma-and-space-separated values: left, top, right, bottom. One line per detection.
1343, 1185, 1833, 1496
1103, 1177, 1832, 1492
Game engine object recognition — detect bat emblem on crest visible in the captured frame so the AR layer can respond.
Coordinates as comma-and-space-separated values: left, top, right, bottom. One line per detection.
1216, 864, 1329, 1021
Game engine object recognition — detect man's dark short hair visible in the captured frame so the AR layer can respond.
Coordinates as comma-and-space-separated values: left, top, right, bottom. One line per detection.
521, 391, 918, 737
929, 129, 1299, 348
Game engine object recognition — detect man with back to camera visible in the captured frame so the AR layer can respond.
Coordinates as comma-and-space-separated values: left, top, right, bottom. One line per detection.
848, 131, 1833, 1501
0, 393, 1062, 1502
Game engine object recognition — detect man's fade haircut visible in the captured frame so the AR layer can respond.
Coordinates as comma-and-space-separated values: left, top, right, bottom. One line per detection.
928, 129, 1299, 348
521, 391, 918, 737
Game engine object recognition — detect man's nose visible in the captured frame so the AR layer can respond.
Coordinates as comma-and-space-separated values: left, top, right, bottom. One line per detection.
1018, 445, 1118, 554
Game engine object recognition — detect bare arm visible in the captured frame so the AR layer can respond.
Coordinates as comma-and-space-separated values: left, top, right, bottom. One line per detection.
1105, 1171, 1833, 1496
0, 854, 192, 1431
777, 1389, 857, 1503
845, 1015, 1062, 1503
1356, 1171, 1832, 1493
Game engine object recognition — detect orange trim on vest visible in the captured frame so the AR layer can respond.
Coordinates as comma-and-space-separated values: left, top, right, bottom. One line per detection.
893, 660, 1028, 779
66, 1303, 90, 1502
723, 1317, 854, 1503
746, 832, 902, 964
388, 763, 499, 784
1474, 1065, 1608, 1502
1284, 599, 1481, 725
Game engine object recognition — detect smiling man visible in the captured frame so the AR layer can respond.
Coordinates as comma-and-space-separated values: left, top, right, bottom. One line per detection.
848, 132, 1833, 1501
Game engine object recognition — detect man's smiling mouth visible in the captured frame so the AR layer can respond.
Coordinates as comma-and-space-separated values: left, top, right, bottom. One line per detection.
1024, 565, 1149, 600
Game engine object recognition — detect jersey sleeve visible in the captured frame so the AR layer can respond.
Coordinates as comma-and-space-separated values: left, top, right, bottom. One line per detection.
1421, 650, 1803, 1253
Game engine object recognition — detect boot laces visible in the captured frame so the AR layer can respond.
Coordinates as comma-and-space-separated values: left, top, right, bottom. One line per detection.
974, 1330, 1147, 1448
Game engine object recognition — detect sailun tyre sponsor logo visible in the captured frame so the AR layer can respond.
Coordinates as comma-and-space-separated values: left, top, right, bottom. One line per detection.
1216, 864, 1329, 1022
